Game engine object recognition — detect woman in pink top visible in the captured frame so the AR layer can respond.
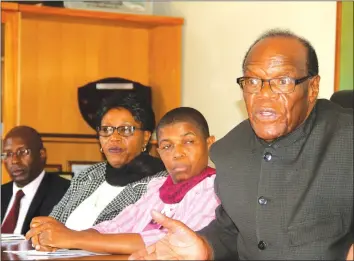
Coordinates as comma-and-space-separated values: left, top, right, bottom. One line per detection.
26, 107, 220, 255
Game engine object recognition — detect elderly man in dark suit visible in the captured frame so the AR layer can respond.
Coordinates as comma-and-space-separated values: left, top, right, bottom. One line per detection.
1, 126, 70, 235
128, 29, 353, 260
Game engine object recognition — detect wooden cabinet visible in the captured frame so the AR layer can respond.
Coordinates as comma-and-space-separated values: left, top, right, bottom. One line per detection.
1, 2, 183, 184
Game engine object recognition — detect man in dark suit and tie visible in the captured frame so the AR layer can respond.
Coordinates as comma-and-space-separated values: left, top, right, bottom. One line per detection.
1, 126, 70, 235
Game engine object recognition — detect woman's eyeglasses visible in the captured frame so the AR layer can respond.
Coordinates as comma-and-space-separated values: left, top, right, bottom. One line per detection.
97, 126, 143, 137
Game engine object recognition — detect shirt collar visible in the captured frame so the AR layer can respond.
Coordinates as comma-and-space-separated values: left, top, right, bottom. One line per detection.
255, 100, 318, 149
13, 170, 46, 198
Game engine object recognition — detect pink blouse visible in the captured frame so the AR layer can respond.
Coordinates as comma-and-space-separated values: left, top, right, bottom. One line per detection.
92, 175, 220, 246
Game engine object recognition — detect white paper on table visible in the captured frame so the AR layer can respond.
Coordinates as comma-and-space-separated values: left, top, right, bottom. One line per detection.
1, 233, 26, 242
1, 234, 26, 239
4, 249, 107, 257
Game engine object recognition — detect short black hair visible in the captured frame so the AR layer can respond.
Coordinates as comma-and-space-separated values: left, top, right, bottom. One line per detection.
5, 126, 44, 151
156, 107, 210, 140
96, 92, 155, 133
242, 29, 319, 76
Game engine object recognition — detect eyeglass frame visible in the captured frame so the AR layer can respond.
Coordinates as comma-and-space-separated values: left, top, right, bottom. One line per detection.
1, 148, 32, 161
96, 125, 144, 138
236, 75, 314, 94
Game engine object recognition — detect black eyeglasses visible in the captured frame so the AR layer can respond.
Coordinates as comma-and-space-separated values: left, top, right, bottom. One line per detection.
1, 148, 31, 160
97, 126, 143, 137
236, 75, 314, 94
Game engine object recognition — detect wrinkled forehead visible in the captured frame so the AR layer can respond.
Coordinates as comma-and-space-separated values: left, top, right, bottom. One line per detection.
244, 37, 308, 76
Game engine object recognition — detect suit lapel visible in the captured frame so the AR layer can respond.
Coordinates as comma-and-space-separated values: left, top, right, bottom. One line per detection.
1, 182, 14, 222
21, 174, 50, 234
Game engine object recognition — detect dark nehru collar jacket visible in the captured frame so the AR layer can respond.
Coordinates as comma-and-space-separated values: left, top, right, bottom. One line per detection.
198, 99, 353, 260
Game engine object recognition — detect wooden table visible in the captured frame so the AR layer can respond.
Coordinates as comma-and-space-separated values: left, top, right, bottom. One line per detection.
1, 241, 130, 260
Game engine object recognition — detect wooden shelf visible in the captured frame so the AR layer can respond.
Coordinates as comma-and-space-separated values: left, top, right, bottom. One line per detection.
1, 2, 184, 27
1, 2, 18, 11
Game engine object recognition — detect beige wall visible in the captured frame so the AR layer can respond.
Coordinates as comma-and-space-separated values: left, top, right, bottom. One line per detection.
154, 1, 337, 140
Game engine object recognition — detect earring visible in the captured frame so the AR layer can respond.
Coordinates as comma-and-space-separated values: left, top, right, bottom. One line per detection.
142, 145, 147, 152
100, 147, 103, 153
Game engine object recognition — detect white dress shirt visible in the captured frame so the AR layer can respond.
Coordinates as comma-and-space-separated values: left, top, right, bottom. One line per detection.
65, 181, 125, 231
2, 170, 45, 234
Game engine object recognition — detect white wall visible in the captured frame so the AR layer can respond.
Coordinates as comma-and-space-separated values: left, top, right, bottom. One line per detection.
154, 1, 337, 140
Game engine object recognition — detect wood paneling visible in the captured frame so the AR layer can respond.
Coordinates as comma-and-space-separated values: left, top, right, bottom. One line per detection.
1, 9, 20, 184
18, 4, 183, 27
149, 25, 182, 123
20, 15, 150, 134
1, 10, 20, 135
43, 137, 103, 172
1, 2, 19, 11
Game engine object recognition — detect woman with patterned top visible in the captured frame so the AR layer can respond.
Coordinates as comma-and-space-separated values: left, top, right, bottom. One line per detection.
26, 107, 220, 255
29, 92, 166, 235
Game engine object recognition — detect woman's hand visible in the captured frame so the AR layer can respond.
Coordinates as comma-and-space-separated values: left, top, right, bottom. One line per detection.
25, 216, 76, 251
129, 210, 211, 260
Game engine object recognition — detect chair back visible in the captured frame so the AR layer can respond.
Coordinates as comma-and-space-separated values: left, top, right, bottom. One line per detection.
330, 90, 353, 109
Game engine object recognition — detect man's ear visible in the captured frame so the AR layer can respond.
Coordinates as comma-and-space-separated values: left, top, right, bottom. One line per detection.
308, 75, 320, 104
39, 148, 47, 162
206, 135, 216, 151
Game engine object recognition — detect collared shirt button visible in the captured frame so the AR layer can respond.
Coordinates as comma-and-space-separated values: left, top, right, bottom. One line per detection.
258, 240, 267, 250
263, 152, 272, 161
258, 196, 268, 205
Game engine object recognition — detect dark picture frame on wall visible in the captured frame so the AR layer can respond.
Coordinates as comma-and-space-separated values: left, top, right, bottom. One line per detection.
44, 164, 63, 173
45, 164, 73, 180
68, 161, 99, 176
